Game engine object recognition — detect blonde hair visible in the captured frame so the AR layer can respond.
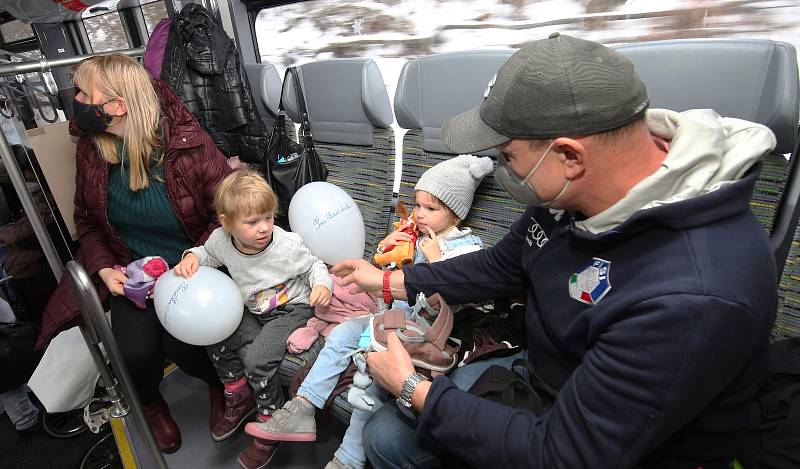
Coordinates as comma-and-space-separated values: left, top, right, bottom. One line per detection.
214, 169, 278, 225
73, 53, 163, 191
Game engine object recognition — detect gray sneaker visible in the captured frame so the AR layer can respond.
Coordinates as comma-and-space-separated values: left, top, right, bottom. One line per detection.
244, 398, 316, 442
324, 456, 354, 469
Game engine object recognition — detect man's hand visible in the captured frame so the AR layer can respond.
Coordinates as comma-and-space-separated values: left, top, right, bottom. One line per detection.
419, 226, 442, 262
174, 253, 199, 278
98, 267, 127, 296
330, 259, 384, 295
309, 285, 331, 307
367, 332, 415, 397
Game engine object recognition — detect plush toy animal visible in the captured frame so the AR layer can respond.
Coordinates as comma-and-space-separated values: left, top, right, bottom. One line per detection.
374, 201, 418, 268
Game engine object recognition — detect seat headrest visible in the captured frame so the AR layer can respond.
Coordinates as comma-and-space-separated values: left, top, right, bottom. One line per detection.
393, 50, 514, 154
243, 62, 282, 118
282, 58, 393, 146
616, 39, 799, 154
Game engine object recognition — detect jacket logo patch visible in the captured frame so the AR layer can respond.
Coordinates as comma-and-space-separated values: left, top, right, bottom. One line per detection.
568, 258, 611, 305
525, 218, 548, 248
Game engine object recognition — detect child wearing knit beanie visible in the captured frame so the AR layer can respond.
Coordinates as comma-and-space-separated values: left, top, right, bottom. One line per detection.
399, 154, 494, 263
247, 154, 494, 469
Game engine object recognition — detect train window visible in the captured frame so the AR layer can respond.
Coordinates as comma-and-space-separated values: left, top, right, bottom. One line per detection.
0, 20, 35, 43
254, 0, 800, 96
83, 11, 130, 53
142, 0, 169, 35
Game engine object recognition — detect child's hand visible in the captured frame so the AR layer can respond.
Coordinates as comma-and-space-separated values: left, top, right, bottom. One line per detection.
309, 285, 331, 307
174, 253, 199, 278
381, 229, 414, 249
419, 226, 442, 262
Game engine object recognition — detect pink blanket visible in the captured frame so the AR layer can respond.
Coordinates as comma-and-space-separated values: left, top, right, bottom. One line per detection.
287, 274, 377, 353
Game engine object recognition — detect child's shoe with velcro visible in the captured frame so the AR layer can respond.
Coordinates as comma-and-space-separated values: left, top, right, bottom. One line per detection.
213, 378, 256, 441
244, 398, 316, 442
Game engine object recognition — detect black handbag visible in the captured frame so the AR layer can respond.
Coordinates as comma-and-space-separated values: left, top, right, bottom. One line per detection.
263, 67, 328, 228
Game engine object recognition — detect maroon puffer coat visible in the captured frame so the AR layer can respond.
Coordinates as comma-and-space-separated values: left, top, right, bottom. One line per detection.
37, 79, 233, 348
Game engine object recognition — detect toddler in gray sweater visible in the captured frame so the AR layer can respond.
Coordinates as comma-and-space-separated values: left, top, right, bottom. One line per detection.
174, 169, 332, 467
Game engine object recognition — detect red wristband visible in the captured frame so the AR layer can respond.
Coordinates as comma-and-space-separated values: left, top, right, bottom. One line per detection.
382, 270, 393, 305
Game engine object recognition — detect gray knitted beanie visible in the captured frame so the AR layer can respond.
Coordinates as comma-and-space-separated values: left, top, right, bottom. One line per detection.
415, 154, 494, 220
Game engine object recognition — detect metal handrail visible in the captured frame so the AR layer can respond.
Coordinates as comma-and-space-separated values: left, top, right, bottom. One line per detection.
66, 261, 168, 469
0, 47, 145, 76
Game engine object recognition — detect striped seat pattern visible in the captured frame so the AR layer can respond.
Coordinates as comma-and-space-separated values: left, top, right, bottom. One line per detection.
314, 128, 395, 259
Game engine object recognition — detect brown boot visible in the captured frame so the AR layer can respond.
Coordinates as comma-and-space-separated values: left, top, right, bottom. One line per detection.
143, 398, 181, 454
209, 384, 226, 433
238, 438, 279, 469
212, 381, 256, 441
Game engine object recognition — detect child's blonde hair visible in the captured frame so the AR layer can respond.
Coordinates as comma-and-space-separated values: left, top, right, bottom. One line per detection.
214, 169, 278, 225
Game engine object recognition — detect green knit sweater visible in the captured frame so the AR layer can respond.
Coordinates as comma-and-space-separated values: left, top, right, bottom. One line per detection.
107, 153, 193, 266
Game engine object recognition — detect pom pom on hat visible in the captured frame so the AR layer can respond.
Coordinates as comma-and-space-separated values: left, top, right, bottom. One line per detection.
415, 154, 494, 220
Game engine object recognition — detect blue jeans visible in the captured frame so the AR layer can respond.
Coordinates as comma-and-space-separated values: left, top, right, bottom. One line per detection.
362, 351, 526, 469
297, 316, 376, 468
297, 316, 370, 407
0, 384, 39, 431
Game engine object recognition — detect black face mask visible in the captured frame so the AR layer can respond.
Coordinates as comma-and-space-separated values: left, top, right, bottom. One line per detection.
72, 98, 114, 133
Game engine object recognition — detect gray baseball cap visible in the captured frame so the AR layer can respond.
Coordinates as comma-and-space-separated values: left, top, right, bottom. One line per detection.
442, 33, 650, 153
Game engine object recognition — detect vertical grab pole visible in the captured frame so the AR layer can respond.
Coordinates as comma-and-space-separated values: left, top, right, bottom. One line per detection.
66, 261, 169, 469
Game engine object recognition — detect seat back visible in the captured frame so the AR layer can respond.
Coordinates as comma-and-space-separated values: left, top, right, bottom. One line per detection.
282, 58, 395, 259
243, 62, 297, 142
393, 50, 518, 247
617, 38, 800, 340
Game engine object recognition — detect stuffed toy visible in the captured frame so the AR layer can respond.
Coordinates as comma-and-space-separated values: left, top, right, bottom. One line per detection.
114, 256, 169, 309
374, 201, 418, 268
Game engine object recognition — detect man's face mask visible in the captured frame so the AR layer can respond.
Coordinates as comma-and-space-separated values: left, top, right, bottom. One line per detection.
495, 140, 570, 207
72, 96, 116, 134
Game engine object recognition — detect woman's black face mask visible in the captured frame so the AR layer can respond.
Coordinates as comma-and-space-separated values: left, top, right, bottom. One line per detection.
72, 97, 115, 133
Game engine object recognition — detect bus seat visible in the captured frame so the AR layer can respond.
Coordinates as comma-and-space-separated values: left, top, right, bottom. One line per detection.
616, 39, 800, 340
282, 58, 395, 259
277, 59, 395, 424
393, 50, 521, 247
243, 62, 297, 143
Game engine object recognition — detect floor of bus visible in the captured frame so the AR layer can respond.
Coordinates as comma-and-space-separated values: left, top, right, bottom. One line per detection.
0, 393, 108, 469
1, 368, 347, 468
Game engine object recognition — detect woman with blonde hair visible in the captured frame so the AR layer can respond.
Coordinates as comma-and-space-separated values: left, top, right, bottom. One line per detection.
40, 53, 233, 453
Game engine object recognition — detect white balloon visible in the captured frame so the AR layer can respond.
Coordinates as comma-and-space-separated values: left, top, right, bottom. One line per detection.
288, 182, 365, 265
152, 267, 243, 346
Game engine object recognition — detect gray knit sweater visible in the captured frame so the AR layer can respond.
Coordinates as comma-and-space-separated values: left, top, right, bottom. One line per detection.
185, 226, 333, 314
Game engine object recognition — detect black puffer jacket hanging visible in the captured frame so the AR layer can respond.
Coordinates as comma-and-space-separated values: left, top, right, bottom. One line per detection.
161, 3, 266, 164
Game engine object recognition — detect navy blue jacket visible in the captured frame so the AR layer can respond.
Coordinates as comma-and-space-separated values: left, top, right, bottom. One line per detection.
405, 168, 776, 468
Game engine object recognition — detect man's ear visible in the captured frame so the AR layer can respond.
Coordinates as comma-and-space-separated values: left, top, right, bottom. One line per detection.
552, 137, 587, 180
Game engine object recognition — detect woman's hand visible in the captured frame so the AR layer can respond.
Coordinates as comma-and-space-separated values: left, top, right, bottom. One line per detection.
98, 267, 128, 296
419, 227, 442, 262
174, 253, 199, 278
309, 285, 331, 307
380, 229, 414, 250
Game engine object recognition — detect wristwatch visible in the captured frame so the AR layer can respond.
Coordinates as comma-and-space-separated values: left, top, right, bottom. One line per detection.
396, 372, 428, 417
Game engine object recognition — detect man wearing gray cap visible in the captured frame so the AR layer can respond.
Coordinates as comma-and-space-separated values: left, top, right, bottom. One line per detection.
333, 33, 777, 468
